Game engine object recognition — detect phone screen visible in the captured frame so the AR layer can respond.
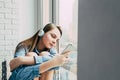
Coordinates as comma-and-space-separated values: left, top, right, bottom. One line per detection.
61, 44, 74, 54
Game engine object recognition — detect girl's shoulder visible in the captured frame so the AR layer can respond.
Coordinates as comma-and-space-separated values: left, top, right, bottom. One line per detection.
15, 42, 29, 53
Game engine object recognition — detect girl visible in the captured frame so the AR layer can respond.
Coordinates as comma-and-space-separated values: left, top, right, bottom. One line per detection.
9, 23, 70, 80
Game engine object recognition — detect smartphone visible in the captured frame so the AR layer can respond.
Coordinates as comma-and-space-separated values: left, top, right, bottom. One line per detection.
61, 44, 74, 54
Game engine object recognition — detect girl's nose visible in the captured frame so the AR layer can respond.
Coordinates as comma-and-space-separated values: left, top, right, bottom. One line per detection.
52, 39, 56, 45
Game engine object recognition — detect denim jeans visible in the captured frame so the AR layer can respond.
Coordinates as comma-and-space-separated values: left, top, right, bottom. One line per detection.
9, 65, 40, 80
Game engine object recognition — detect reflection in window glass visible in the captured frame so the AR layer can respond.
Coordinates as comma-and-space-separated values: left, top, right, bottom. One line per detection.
59, 0, 78, 80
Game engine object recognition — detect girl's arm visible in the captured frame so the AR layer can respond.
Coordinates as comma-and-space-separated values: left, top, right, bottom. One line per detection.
10, 56, 35, 71
10, 51, 52, 71
10, 51, 70, 72
40, 52, 70, 73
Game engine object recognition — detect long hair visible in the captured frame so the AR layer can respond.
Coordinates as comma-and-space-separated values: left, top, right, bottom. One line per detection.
15, 23, 62, 52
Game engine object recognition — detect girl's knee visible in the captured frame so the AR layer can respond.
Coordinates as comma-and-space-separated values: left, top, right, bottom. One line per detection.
26, 52, 38, 56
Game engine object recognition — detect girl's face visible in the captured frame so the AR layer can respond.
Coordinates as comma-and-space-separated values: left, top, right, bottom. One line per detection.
42, 28, 61, 49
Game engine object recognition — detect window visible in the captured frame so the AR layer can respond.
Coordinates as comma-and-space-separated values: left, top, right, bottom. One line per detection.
58, 0, 78, 80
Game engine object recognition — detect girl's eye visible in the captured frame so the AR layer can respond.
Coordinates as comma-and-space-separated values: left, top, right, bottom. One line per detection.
51, 34, 56, 38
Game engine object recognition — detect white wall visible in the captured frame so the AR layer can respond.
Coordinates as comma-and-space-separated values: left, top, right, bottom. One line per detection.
0, 0, 19, 79
0, 0, 38, 79
18, 0, 38, 41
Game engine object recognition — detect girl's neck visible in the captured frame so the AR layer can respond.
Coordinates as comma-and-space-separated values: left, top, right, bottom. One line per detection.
37, 38, 45, 51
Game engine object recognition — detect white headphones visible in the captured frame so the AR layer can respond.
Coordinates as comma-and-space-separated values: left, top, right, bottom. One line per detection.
38, 28, 44, 37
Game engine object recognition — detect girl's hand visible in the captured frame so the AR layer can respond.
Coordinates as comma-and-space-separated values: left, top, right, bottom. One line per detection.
9, 57, 22, 71
61, 51, 71, 58
50, 51, 71, 67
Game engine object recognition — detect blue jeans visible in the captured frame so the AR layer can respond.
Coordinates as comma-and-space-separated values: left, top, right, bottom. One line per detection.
9, 65, 40, 80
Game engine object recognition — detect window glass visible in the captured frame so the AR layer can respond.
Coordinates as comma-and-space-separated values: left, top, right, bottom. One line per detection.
59, 0, 78, 80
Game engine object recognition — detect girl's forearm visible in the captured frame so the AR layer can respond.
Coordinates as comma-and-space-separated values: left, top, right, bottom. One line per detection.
20, 56, 35, 65
10, 51, 52, 71
40, 59, 57, 73
10, 56, 35, 71
40, 53, 70, 73
40, 54, 66, 73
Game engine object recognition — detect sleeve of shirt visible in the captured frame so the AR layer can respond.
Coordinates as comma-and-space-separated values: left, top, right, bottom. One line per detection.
49, 48, 57, 55
34, 48, 57, 64
34, 56, 52, 64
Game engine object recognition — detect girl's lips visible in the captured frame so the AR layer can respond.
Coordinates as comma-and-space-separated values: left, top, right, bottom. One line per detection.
50, 43, 54, 47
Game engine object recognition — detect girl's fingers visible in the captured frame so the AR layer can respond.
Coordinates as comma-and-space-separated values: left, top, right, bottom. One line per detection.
64, 57, 70, 63
62, 51, 71, 58
62, 51, 70, 54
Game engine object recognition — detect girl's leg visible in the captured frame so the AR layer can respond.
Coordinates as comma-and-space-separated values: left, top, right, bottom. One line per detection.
39, 70, 54, 80
38, 51, 54, 80
34, 77, 39, 80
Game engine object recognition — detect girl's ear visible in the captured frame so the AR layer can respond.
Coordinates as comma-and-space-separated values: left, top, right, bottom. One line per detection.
38, 28, 44, 37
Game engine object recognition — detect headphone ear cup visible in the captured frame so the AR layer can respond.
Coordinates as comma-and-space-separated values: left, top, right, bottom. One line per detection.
38, 29, 44, 37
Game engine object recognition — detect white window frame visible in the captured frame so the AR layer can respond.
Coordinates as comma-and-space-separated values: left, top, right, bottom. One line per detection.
37, 0, 59, 27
